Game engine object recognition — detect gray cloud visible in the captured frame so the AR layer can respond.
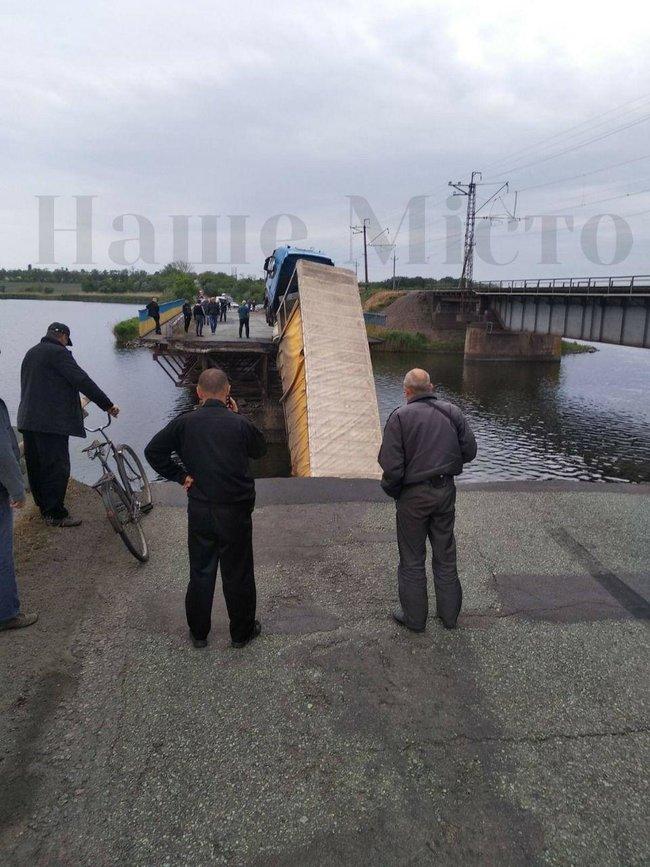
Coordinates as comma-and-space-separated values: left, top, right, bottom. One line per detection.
1, 0, 649, 277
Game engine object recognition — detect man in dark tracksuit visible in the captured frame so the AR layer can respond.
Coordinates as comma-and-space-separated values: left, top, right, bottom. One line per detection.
145, 368, 267, 649
146, 297, 161, 335
378, 368, 477, 631
18, 323, 119, 526
219, 297, 228, 322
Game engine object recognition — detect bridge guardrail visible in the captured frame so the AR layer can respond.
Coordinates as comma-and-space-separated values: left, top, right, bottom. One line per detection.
472, 275, 650, 297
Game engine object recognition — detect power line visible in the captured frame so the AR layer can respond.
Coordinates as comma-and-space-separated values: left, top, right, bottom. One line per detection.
490, 113, 650, 177
515, 154, 650, 194
481, 93, 650, 174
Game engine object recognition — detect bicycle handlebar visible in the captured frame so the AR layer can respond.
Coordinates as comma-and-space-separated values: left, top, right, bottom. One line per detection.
84, 412, 113, 434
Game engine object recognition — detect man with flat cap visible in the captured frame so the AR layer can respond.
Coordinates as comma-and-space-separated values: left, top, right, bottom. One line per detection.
378, 368, 477, 632
18, 323, 120, 527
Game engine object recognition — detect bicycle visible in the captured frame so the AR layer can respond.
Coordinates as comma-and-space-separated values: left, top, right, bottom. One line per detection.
82, 413, 153, 562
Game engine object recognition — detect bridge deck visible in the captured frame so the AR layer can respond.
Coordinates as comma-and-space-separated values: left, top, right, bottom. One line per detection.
140, 310, 273, 351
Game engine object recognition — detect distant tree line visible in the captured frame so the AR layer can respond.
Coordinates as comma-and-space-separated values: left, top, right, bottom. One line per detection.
0, 264, 265, 302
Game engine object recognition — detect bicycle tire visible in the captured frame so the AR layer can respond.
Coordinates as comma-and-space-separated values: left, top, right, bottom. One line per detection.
100, 478, 149, 563
116, 444, 153, 513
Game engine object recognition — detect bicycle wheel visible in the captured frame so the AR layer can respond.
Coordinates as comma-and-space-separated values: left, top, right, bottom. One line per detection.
116, 444, 153, 513
100, 478, 149, 563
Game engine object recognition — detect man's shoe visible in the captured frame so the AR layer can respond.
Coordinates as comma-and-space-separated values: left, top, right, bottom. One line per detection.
0, 612, 39, 631
231, 620, 261, 649
44, 516, 82, 528
392, 605, 426, 633
437, 616, 457, 631
190, 634, 208, 648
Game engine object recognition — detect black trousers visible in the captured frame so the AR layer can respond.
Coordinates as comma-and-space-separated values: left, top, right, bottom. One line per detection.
153, 314, 161, 335
195, 317, 204, 336
186, 498, 256, 642
219, 308, 227, 322
183, 315, 191, 333
395, 479, 462, 629
22, 431, 70, 519
238, 319, 249, 338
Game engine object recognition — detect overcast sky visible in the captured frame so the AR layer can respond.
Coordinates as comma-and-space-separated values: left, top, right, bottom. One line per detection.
1, 0, 649, 279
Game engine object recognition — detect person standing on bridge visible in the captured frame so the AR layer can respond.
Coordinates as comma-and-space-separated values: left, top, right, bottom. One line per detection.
182, 300, 193, 333
219, 296, 228, 322
238, 301, 250, 338
17, 323, 120, 527
193, 301, 205, 336
207, 297, 219, 335
144, 368, 267, 649
378, 369, 476, 632
0, 382, 38, 633
146, 297, 161, 335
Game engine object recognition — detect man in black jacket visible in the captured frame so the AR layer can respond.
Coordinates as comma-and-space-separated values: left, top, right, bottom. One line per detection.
378, 368, 477, 632
146, 297, 161, 335
145, 367, 267, 649
182, 300, 193, 333
18, 323, 120, 527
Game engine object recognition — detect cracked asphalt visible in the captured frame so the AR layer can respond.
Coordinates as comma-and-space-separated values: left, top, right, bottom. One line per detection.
1, 479, 648, 865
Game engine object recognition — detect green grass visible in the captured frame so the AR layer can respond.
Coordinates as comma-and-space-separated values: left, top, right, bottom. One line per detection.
112, 317, 140, 343
561, 340, 598, 355
367, 326, 465, 353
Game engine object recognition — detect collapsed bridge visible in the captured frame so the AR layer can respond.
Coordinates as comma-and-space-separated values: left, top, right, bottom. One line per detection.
139, 262, 382, 479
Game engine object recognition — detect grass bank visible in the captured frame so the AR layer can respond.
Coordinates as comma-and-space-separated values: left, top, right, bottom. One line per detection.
0, 291, 152, 304
367, 325, 465, 353
112, 317, 140, 344
561, 340, 598, 355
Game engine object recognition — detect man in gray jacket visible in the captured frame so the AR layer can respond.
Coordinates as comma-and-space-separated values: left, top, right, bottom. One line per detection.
378, 368, 477, 632
0, 393, 38, 631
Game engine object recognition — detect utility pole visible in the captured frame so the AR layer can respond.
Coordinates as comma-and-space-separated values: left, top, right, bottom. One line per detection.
449, 170, 481, 292
448, 172, 509, 310
392, 251, 398, 292
350, 218, 371, 290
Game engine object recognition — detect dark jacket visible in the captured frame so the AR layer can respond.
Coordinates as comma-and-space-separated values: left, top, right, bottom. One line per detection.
17, 336, 113, 438
145, 399, 267, 505
378, 394, 477, 499
207, 301, 219, 316
193, 303, 205, 319
238, 303, 250, 321
0, 398, 24, 502
146, 301, 160, 319
182, 303, 192, 318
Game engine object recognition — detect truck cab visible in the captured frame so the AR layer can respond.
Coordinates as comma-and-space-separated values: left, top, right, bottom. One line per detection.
263, 245, 334, 325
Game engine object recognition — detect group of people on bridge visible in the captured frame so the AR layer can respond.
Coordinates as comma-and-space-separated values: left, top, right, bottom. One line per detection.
181, 296, 256, 339
1, 320, 477, 650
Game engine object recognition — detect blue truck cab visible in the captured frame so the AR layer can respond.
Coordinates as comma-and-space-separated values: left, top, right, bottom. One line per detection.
263, 245, 334, 325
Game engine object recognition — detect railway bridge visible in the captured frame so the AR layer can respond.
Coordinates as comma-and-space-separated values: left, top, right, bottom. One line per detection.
474, 274, 650, 348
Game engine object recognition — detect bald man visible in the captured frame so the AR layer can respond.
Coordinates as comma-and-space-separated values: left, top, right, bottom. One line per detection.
145, 368, 267, 649
378, 368, 476, 631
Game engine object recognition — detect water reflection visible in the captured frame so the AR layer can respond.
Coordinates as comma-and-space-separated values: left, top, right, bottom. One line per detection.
372, 349, 650, 483
1, 300, 647, 485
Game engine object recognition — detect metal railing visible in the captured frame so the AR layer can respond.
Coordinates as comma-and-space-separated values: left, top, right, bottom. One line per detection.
472, 275, 650, 296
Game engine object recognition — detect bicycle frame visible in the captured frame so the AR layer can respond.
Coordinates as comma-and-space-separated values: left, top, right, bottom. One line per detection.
84, 415, 124, 488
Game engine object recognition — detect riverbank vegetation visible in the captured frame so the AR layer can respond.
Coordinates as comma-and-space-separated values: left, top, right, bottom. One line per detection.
0, 263, 265, 304
112, 317, 140, 344
561, 340, 598, 355
367, 325, 465, 353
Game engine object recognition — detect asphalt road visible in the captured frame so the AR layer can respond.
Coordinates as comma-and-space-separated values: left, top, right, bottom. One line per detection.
1, 480, 648, 865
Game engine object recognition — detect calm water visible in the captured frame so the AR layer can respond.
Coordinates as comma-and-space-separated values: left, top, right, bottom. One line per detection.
1, 299, 648, 484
